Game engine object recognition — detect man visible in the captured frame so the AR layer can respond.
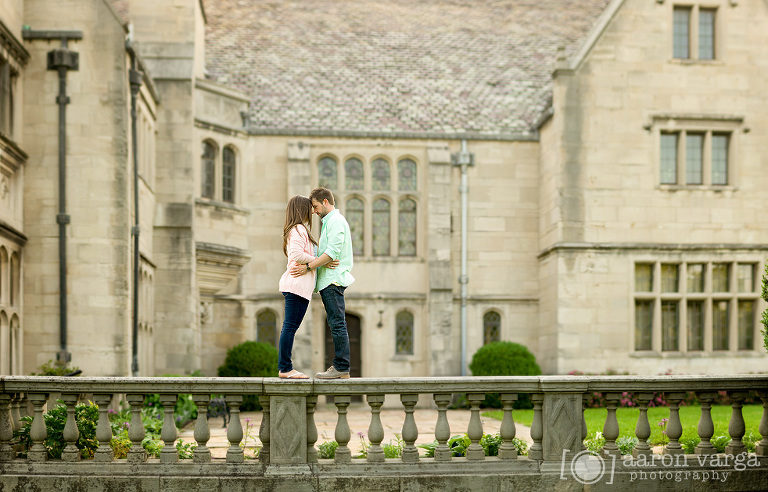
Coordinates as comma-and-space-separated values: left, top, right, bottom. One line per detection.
290, 187, 354, 379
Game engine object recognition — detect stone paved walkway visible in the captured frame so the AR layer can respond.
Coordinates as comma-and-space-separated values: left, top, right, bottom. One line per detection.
179, 403, 532, 459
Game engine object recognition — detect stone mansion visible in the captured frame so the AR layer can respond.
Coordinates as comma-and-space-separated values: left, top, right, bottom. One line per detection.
0, 0, 765, 378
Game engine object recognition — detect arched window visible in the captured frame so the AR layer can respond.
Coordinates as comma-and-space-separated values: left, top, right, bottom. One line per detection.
372, 199, 390, 256
0, 247, 6, 303
398, 158, 417, 191
201, 141, 216, 199
345, 157, 364, 190
483, 311, 501, 345
318, 156, 337, 190
256, 310, 278, 347
9, 253, 18, 307
0, 311, 7, 374
398, 198, 417, 256
346, 198, 364, 257
222, 146, 236, 203
10, 315, 19, 375
372, 158, 390, 191
395, 311, 414, 355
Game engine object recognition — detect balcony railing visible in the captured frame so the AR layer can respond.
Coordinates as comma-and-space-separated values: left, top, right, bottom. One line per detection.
0, 375, 766, 490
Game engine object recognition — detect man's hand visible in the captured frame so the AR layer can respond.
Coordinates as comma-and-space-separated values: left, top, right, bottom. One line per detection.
327, 259, 339, 269
289, 262, 309, 277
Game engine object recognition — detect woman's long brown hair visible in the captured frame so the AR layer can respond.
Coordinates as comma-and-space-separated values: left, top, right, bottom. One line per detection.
282, 195, 317, 256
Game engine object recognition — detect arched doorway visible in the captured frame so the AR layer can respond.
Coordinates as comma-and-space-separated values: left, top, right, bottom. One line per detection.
324, 313, 361, 378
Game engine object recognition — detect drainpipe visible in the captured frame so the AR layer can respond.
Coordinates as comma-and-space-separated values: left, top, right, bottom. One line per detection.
126, 41, 144, 376
451, 140, 474, 376
22, 28, 82, 366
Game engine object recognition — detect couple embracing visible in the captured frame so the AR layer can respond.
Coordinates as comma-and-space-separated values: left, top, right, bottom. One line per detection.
277, 187, 354, 380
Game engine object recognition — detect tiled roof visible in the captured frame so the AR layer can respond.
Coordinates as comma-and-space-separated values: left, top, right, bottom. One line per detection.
205, 0, 610, 139
108, 0, 130, 24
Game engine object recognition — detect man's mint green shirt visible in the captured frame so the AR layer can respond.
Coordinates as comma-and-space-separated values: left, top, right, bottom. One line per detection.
316, 209, 355, 292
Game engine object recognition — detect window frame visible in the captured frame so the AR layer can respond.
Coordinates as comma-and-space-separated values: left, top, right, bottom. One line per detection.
670, 3, 721, 62
200, 139, 240, 204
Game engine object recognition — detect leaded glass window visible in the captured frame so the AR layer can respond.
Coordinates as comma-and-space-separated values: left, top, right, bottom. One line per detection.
256, 310, 277, 347
738, 301, 754, 350
673, 7, 691, 59
372, 158, 391, 191
201, 141, 216, 199
319, 157, 337, 190
635, 264, 653, 292
661, 264, 679, 292
346, 198, 364, 256
711, 134, 729, 185
661, 301, 679, 351
660, 133, 678, 184
372, 199, 390, 256
699, 9, 715, 60
222, 146, 236, 203
395, 311, 414, 355
483, 311, 501, 345
737, 263, 755, 292
685, 133, 703, 184
712, 300, 729, 350
687, 264, 704, 292
635, 301, 653, 350
712, 263, 729, 292
687, 301, 704, 351
398, 198, 417, 256
398, 159, 417, 191
345, 157, 364, 190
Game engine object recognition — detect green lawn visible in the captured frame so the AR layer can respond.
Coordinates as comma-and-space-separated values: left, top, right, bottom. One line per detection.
484, 405, 763, 445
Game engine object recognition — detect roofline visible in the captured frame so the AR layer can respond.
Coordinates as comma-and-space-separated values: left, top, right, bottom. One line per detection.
101, 0, 130, 32
566, 0, 627, 72
243, 127, 541, 142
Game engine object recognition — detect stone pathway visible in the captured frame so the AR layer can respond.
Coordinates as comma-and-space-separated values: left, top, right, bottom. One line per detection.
179, 403, 532, 459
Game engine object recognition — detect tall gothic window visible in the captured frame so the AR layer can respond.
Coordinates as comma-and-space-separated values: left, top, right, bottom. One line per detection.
319, 156, 337, 190
395, 311, 414, 355
0, 60, 14, 137
398, 198, 417, 256
483, 311, 501, 345
372, 199, 390, 256
398, 159, 417, 191
256, 310, 277, 347
222, 146, 236, 203
345, 157, 364, 190
346, 198, 364, 257
201, 141, 216, 199
372, 158, 391, 191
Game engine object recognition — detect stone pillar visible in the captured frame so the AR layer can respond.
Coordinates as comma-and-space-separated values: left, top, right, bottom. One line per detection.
498, 393, 518, 460
306, 395, 319, 463
633, 392, 654, 459
466, 393, 485, 460
541, 382, 586, 461
93, 394, 114, 462
529, 393, 543, 461
192, 394, 211, 462
60, 393, 80, 462
602, 392, 621, 458
426, 146, 456, 376
695, 391, 717, 456
126, 394, 146, 463
259, 395, 270, 465
27, 393, 48, 462
225, 394, 244, 463
366, 394, 385, 463
433, 393, 452, 461
725, 391, 748, 455
401, 394, 420, 462
269, 395, 307, 465
333, 395, 352, 464
663, 392, 685, 456
159, 394, 179, 463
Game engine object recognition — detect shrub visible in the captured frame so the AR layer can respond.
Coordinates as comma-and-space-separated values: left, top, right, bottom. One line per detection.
418, 433, 528, 457
762, 262, 768, 354
468, 341, 541, 409
31, 360, 81, 376
217, 341, 278, 410
317, 440, 338, 459
15, 400, 99, 459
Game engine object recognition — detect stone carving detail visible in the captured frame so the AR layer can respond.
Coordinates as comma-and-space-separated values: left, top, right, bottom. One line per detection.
270, 396, 306, 463
199, 301, 213, 324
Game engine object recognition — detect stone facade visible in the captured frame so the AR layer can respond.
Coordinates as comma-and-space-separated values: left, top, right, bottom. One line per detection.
0, 0, 765, 378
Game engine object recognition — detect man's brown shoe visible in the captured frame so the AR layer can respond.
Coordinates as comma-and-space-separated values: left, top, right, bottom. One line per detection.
315, 365, 350, 379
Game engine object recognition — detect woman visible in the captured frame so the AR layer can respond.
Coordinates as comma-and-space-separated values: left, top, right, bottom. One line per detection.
277, 195, 333, 378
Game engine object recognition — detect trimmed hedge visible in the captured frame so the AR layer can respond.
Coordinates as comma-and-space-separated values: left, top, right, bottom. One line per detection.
217, 341, 278, 410
469, 341, 541, 409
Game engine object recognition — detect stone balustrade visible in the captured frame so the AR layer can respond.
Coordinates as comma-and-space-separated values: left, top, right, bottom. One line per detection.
0, 375, 766, 491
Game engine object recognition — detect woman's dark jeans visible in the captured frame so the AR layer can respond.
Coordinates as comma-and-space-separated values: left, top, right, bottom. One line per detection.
279, 292, 309, 372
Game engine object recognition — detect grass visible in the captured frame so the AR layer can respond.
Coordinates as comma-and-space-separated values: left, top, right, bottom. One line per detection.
483, 405, 763, 445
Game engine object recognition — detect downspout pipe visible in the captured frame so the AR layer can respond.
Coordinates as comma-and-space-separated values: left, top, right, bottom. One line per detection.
127, 41, 144, 376
451, 140, 474, 376
22, 28, 82, 365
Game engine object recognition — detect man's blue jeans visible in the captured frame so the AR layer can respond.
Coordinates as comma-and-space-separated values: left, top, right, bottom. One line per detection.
278, 292, 309, 372
319, 284, 350, 372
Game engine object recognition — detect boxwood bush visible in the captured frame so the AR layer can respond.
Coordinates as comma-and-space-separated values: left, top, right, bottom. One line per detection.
217, 341, 278, 410
468, 341, 541, 409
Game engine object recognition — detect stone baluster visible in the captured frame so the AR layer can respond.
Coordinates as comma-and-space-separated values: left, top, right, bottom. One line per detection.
306, 395, 319, 463
466, 393, 485, 460
60, 393, 81, 462
259, 395, 270, 465
433, 393, 452, 461
93, 394, 114, 462
333, 395, 352, 463
366, 394, 385, 463
27, 393, 48, 462
694, 392, 717, 455
756, 390, 768, 456
663, 392, 685, 455
192, 394, 211, 462
401, 394, 419, 462
159, 394, 179, 463
725, 391, 748, 455
498, 393, 517, 459
0, 393, 13, 461
225, 395, 244, 463
529, 393, 543, 460
126, 394, 146, 463
601, 392, 621, 458
581, 394, 588, 451
10, 393, 22, 436
633, 392, 654, 458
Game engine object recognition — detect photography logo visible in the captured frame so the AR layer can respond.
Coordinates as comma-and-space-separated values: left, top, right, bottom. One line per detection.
561, 449, 616, 485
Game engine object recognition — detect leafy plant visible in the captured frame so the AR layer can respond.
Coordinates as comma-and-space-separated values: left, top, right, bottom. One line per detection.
31, 360, 81, 376
317, 440, 338, 459
217, 341, 278, 410
381, 434, 404, 458
616, 436, 638, 455
15, 400, 99, 459
762, 262, 768, 354
239, 417, 260, 459
584, 431, 605, 456
420, 432, 527, 457
711, 435, 731, 453
468, 341, 541, 409
176, 439, 197, 459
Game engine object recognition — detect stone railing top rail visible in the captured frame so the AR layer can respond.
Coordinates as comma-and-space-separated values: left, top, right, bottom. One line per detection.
1, 374, 766, 395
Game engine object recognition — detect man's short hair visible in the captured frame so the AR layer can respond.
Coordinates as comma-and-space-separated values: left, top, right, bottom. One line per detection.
309, 187, 335, 205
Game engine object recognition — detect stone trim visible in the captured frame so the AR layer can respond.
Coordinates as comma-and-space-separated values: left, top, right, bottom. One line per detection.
0, 219, 26, 246
0, 21, 30, 67
245, 127, 540, 142
538, 241, 768, 259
